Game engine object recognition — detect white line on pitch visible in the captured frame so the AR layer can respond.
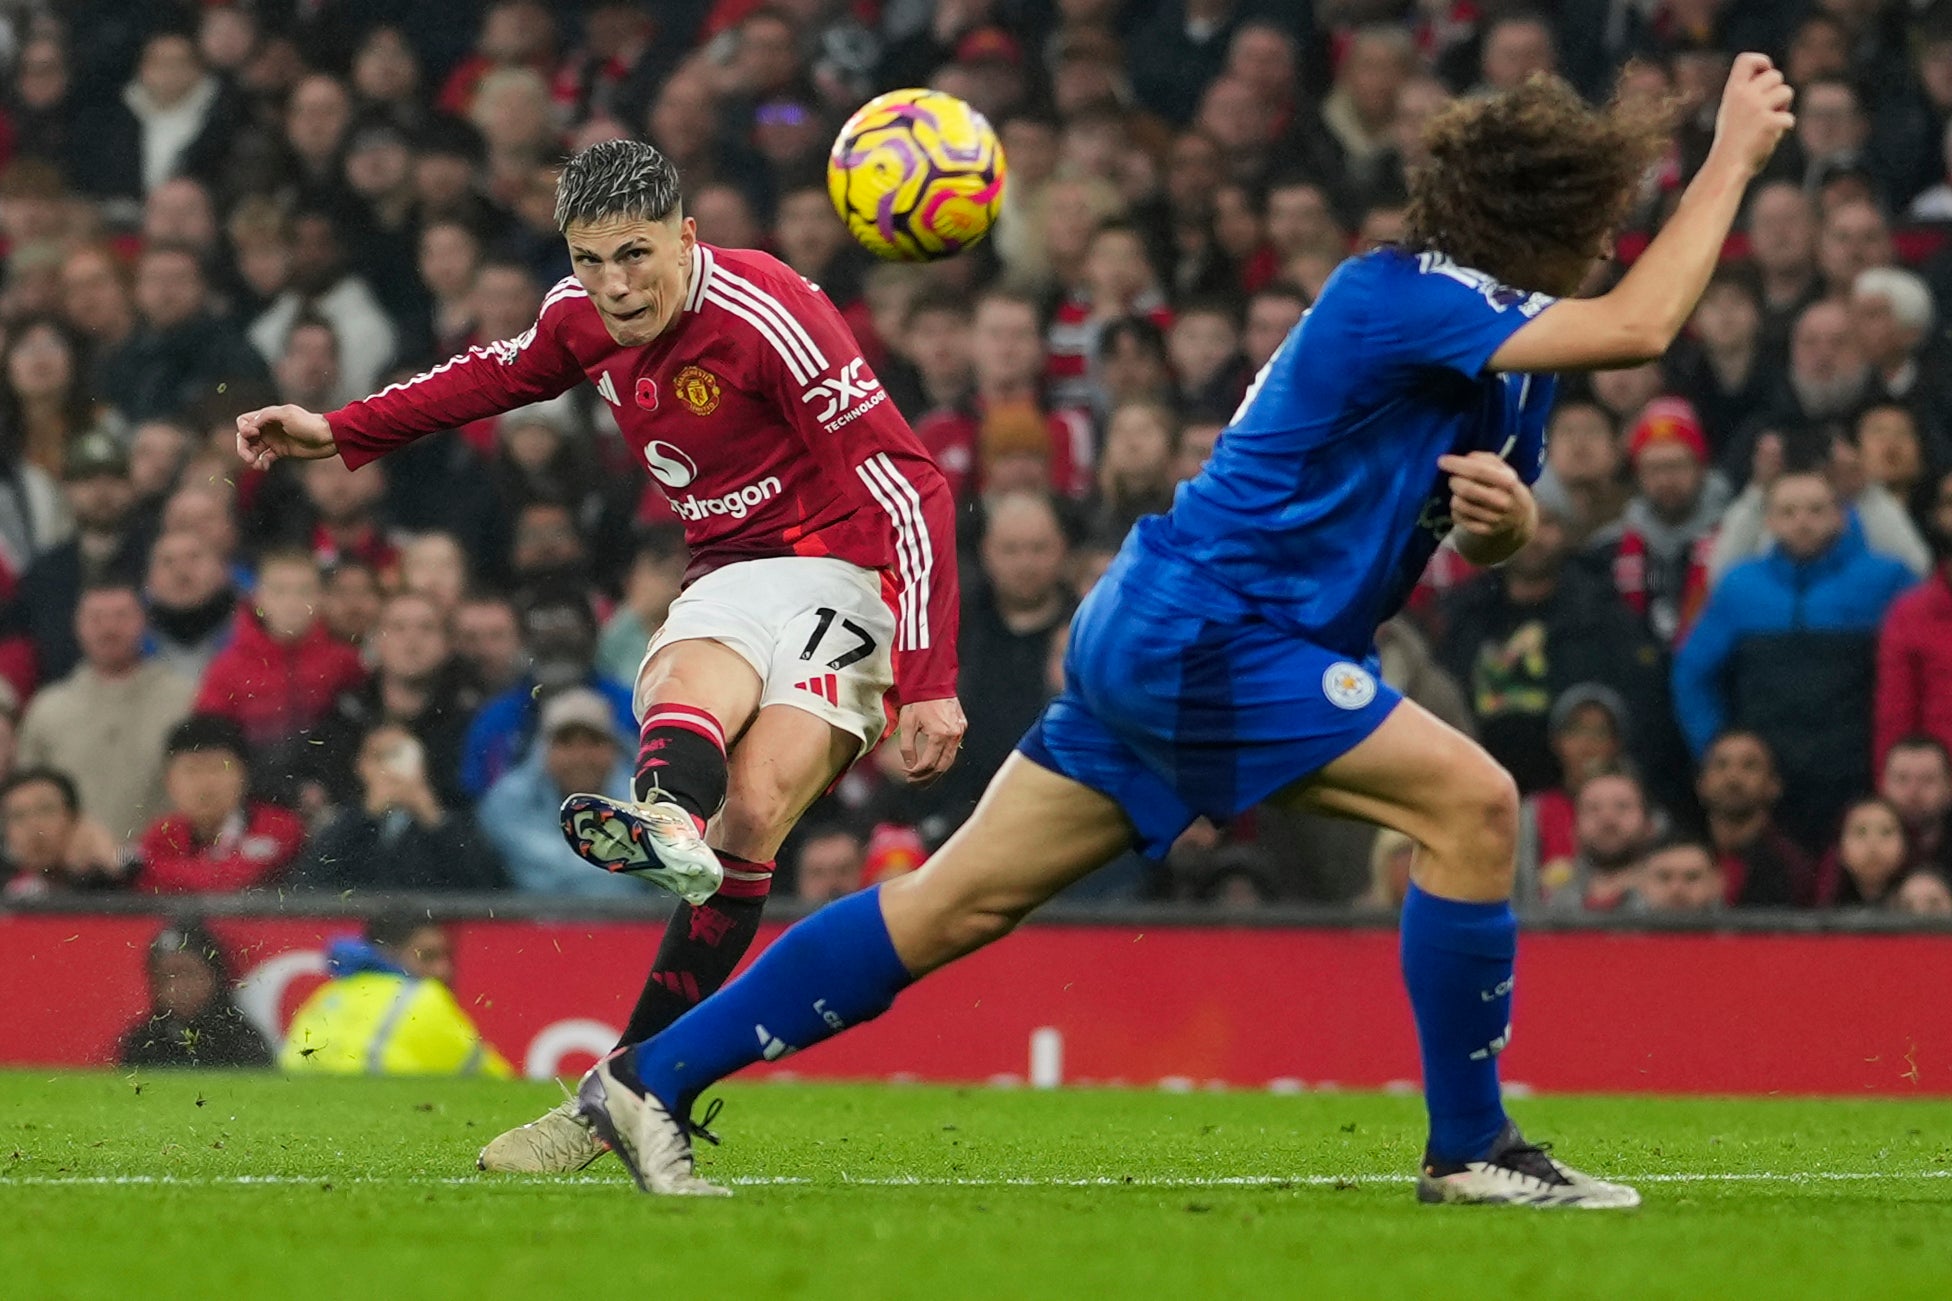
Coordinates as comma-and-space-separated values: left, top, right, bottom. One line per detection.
1, 1170, 1946, 1189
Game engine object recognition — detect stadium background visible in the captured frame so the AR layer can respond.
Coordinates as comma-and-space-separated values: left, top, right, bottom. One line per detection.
0, 0, 1948, 1088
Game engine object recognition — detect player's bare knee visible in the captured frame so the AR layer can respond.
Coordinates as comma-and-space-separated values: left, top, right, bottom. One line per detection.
1419, 760, 1517, 884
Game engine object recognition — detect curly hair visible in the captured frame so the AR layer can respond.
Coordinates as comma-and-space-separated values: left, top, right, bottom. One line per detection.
1404, 73, 1672, 296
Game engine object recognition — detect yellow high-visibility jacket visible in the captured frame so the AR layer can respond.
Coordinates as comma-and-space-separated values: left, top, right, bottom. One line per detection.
279, 971, 514, 1077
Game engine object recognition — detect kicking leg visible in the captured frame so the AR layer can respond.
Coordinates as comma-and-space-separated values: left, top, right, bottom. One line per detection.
482, 641, 762, 1175
1283, 700, 1637, 1208
560, 639, 760, 904
577, 755, 1133, 1194
613, 704, 859, 1046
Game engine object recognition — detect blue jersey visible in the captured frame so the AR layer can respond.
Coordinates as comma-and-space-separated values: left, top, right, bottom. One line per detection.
1141, 246, 1558, 658
1020, 246, 1563, 858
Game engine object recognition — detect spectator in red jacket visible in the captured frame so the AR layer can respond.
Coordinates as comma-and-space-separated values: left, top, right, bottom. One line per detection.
194, 549, 365, 752
1875, 473, 1952, 769
138, 715, 305, 894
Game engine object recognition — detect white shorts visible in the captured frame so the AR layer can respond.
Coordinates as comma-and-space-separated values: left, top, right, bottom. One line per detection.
637, 555, 897, 755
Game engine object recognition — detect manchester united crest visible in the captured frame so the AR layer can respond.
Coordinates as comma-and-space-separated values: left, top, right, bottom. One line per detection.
673, 365, 721, 416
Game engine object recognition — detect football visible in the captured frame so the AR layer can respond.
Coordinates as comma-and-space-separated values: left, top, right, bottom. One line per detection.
827, 88, 1007, 262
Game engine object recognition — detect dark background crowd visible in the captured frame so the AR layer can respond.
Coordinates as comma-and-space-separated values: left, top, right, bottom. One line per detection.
1, 0, 1951, 921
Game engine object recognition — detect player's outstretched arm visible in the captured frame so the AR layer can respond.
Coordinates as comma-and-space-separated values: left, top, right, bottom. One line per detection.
235, 404, 336, 470
1490, 53, 1794, 374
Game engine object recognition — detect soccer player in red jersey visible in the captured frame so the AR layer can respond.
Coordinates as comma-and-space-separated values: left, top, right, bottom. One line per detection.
235, 139, 967, 1171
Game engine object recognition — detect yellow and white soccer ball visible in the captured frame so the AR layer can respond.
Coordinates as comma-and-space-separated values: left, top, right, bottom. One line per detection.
827, 88, 1007, 263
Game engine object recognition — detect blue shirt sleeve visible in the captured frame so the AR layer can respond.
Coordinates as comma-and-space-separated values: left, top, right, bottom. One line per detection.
1382, 251, 1556, 380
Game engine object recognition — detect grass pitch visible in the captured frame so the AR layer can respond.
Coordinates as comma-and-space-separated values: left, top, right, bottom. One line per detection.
2, 1073, 1949, 1299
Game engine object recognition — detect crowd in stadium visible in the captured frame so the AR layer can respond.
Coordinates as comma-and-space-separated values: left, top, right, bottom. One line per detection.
0, 0, 1950, 917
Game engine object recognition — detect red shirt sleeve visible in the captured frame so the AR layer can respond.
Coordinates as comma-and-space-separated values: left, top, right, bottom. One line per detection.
752, 271, 963, 704
328, 287, 587, 471
1874, 590, 1922, 779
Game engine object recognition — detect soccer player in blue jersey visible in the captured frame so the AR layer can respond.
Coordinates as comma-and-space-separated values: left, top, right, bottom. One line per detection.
575, 57, 1796, 1204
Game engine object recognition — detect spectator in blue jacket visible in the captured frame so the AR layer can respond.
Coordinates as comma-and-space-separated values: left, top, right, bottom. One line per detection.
1674, 468, 1916, 849
459, 591, 634, 799
477, 686, 647, 897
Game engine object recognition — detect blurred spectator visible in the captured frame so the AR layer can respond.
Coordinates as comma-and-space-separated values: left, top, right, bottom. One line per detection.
248, 208, 401, 404
296, 455, 399, 576
1815, 199, 1893, 301
98, 242, 270, 423
1168, 297, 1250, 421
1854, 404, 1929, 509
479, 686, 643, 897
58, 245, 138, 374
1241, 281, 1306, 372
1695, 729, 1814, 908
1584, 399, 1729, 649
1321, 25, 1413, 204
416, 218, 485, 358
143, 529, 238, 682
1877, 735, 1952, 870
1440, 509, 1666, 795
1851, 267, 1946, 415
916, 287, 1092, 502
1473, 12, 1557, 94
1665, 266, 1771, 460
882, 288, 974, 438
11, 34, 78, 169
793, 823, 866, 905
1092, 316, 1177, 426
1631, 837, 1725, 915
0, 768, 126, 899
136, 714, 305, 894
194, 550, 366, 752
280, 913, 513, 1076
17, 580, 195, 843
73, 30, 237, 211
1533, 399, 1627, 547
1049, 222, 1173, 414
320, 559, 384, 645
271, 314, 343, 412
1710, 430, 1930, 582
7, 432, 149, 683
3, 314, 106, 477
291, 725, 501, 893
116, 921, 271, 1069
128, 419, 194, 524
454, 590, 527, 698
1908, 120, 1952, 222
1677, 470, 1914, 849
597, 529, 685, 686
1877, 487, 1952, 763
1815, 796, 1912, 908
1744, 181, 1820, 347
1894, 869, 1952, 916
1515, 683, 1628, 896
934, 492, 1073, 826
1083, 400, 1178, 540
311, 591, 478, 809
1520, 771, 1655, 915
399, 532, 471, 618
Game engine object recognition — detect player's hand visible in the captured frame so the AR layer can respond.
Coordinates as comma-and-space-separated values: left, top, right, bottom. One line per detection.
1711, 53, 1795, 177
896, 696, 967, 785
1438, 452, 1531, 538
235, 404, 337, 471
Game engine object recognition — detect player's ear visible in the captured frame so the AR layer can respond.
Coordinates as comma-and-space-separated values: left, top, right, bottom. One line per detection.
677, 215, 697, 251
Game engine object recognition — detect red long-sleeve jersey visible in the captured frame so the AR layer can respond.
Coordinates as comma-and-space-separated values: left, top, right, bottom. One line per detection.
329, 243, 960, 703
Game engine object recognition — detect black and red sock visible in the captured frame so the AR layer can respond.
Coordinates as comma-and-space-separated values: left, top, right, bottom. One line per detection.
635, 703, 728, 826
616, 852, 776, 1047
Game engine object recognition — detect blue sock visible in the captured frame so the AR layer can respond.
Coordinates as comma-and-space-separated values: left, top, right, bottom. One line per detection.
1399, 884, 1515, 1163
631, 886, 913, 1111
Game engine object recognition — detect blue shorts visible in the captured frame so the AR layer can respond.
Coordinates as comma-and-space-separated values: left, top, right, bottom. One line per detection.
1017, 544, 1400, 859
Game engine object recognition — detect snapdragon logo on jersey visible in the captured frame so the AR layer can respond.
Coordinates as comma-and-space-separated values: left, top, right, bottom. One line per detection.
802, 357, 886, 432
642, 439, 782, 519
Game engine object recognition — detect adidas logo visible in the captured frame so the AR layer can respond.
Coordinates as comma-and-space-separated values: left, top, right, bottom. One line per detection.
793, 673, 839, 705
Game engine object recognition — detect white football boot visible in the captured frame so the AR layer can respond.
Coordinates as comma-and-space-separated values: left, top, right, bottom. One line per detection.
1417, 1122, 1641, 1209
575, 1050, 729, 1196
559, 792, 724, 906
477, 1100, 604, 1173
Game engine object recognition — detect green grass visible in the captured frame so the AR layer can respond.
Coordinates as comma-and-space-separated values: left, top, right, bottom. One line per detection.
2, 1074, 1950, 1299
